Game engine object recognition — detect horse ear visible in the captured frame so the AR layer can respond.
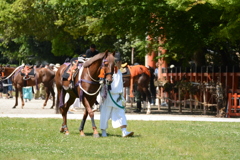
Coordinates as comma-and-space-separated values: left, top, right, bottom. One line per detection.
103, 50, 108, 58
112, 51, 115, 57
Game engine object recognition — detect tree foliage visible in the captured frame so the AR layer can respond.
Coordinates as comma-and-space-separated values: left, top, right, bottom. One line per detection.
1, 0, 240, 66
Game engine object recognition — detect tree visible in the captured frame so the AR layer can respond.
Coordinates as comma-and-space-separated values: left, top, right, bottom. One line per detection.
1, 0, 240, 67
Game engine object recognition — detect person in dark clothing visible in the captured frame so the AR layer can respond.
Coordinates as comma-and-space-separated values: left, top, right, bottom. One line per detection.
2, 78, 9, 99
0, 80, 3, 98
85, 44, 99, 58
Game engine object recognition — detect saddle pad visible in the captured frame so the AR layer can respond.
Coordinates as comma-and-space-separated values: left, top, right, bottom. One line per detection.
128, 65, 150, 77
62, 63, 71, 79
20, 67, 35, 76
28, 69, 35, 76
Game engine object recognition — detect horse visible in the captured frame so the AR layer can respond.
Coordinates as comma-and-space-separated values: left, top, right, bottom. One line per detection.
55, 51, 115, 136
0, 65, 55, 109
122, 65, 155, 114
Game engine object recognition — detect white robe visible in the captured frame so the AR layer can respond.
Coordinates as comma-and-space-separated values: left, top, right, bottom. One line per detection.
100, 69, 127, 129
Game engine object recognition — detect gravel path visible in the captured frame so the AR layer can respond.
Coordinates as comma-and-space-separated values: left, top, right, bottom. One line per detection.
1, 98, 240, 122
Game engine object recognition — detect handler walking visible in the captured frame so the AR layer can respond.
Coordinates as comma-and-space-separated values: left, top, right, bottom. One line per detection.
99, 52, 134, 137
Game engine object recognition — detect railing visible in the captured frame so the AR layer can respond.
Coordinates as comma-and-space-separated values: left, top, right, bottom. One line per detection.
156, 66, 240, 117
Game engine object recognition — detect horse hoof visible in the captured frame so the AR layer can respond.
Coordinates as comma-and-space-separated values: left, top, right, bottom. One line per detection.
65, 132, 70, 135
60, 128, 64, 133
50, 106, 54, 109
80, 134, 86, 137
93, 134, 100, 138
12, 106, 16, 109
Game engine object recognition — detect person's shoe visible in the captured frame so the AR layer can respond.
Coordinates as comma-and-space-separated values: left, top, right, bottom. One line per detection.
134, 109, 141, 113
122, 131, 134, 137
92, 108, 98, 112
69, 108, 77, 112
92, 105, 99, 112
101, 130, 107, 137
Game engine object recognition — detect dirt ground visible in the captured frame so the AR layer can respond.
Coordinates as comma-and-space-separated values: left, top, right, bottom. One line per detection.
0, 97, 215, 115
1, 96, 240, 122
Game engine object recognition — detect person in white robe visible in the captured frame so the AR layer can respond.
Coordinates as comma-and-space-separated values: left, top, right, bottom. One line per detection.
99, 52, 134, 137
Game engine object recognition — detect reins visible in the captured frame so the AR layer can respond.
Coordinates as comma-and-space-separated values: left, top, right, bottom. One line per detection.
107, 89, 125, 109
78, 57, 113, 96
87, 67, 99, 82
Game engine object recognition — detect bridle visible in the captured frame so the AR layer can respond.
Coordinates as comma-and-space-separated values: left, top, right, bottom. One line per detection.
78, 57, 114, 96
86, 58, 113, 83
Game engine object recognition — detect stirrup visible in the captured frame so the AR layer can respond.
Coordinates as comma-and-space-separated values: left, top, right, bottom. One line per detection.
23, 75, 31, 80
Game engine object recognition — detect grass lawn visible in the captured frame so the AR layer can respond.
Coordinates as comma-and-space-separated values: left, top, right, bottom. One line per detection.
0, 118, 239, 160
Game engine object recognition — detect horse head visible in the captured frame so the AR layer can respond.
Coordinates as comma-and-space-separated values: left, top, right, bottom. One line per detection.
102, 50, 115, 85
83, 50, 115, 85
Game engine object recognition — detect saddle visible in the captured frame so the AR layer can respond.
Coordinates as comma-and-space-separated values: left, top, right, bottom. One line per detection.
62, 61, 79, 90
61, 57, 90, 90
21, 65, 35, 80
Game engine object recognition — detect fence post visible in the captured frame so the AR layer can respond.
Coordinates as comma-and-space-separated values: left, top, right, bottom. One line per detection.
203, 87, 207, 115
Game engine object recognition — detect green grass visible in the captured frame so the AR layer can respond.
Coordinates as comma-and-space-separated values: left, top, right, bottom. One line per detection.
0, 118, 239, 160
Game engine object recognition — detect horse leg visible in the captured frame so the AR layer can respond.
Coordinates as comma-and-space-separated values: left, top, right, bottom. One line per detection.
146, 92, 152, 114
79, 109, 88, 136
142, 88, 151, 114
42, 86, 49, 109
59, 106, 69, 135
55, 87, 62, 114
129, 77, 134, 97
13, 87, 19, 109
50, 85, 55, 109
19, 87, 25, 109
60, 94, 75, 135
82, 97, 99, 138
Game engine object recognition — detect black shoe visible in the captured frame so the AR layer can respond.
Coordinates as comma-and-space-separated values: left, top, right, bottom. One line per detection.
134, 109, 141, 113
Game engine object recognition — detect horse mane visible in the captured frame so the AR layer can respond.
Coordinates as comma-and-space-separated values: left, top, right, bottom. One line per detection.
83, 52, 106, 68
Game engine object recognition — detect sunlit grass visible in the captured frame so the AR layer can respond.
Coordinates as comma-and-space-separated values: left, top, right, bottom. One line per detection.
0, 118, 239, 160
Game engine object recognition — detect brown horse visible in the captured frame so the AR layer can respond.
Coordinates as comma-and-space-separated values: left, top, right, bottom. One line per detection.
123, 65, 155, 114
55, 51, 115, 136
0, 65, 55, 109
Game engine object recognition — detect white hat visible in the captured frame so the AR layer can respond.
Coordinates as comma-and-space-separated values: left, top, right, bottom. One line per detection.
55, 63, 60, 68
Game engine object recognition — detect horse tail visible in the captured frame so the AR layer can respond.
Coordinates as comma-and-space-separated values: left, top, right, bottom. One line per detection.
56, 93, 60, 113
55, 86, 61, 114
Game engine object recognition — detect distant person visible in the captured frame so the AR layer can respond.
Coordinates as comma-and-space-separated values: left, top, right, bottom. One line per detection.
49, 64, 55, 70
6, 64, 13, 98
154, 62, 159, 79
45, 63, 50, 69
0, 80, 3, 98
2, 78, 9, 99
84, 44, 99, 58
